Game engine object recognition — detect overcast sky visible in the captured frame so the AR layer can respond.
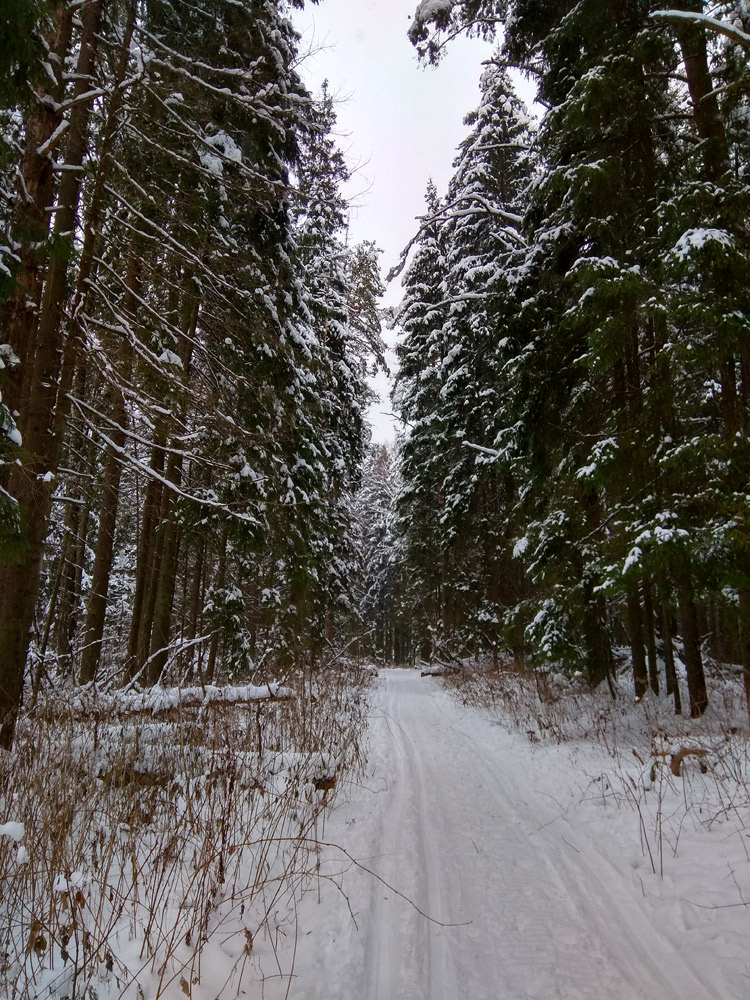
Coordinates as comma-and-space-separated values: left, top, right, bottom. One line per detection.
293, 2, 501, 442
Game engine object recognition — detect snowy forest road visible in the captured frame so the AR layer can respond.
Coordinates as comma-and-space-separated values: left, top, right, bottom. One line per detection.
289, 668, 718, 1000
358, 669, 714, 1000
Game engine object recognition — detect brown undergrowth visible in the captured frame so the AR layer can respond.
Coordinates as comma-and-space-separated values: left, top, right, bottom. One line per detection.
0, 662, 373, 1000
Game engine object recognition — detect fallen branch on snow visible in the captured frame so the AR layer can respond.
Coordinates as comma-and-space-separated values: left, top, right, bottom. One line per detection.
38, 682, 296, 719
653, 745, 711, 777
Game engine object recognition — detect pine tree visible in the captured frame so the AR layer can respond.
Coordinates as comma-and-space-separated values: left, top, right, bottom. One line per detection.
355, 444, 407, 663
401, 0, 749, 710
436, 58, 533, 657
0, 0, 372, 742
393, 181, 451, 661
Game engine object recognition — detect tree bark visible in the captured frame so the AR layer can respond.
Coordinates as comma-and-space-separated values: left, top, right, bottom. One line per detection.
626, 578, 648, 700
78, 257, 139, 684
673, 2, 730, 184
146, 453, 183, 684
125, 437, 166, 681
0, 8, 73, 420
186, 534, 206, 671
0, 2, 102, 748
675, 566, 708, 717
205, 526, 229, 684
582, 577, 613, 690
739, 587, 750, 725
642, 575, 660, 695
657, 579, 682, 715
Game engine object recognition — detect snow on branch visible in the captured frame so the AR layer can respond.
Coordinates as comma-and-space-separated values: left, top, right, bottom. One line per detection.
387, 193, 524, 282
409, 0, 503, 62
41, 682, 296, 720
652, 10, 750, 50
463, 441, 502, 459
67, 393, 231, 471
67, 396, 263, 525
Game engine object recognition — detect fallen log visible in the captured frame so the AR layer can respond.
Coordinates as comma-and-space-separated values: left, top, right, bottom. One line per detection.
35, 682, 296, 721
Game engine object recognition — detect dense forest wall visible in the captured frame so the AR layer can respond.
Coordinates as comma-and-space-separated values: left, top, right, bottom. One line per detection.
387, 0, 750, 717
0, 0, 385, 747
3, 0, 749, 738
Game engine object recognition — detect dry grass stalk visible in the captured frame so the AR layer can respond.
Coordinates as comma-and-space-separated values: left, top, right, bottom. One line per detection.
0, 661, 373, 1000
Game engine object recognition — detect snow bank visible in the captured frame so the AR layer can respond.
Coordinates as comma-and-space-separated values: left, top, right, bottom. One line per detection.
0, 821, 24, 842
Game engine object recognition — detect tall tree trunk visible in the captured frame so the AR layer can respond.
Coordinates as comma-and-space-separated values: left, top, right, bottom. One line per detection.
205, 526, 229, 684
673, 2, 730, 184
627, 578, 648, 700
738, 587, 750, 724
147, 454, 184, 684
142, 292, 197, 684
136, 472, 169, 671
125, 430, 166, 681
186, 534, 206, 673
674, 4, 740, 437
78, 258, 139, 684
0, 2, 102, 748
583, 588, 614, 694
55, 489, 85, 663
0, 8, 73, 420
675, 565, 708, 717
34, 523, 71, 702
642, 575, 660, 695
658, 585, 682, 716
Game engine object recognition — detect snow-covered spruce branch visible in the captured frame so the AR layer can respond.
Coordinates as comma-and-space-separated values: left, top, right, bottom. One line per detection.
77, 306, 200, 405
136, 84, 288, 191
57, 87, 108, 113
140, 49, 290, 130
414, 290, 501, 321
652, 9, 750, 50
65, 393, 234, 473
471, 141, 534, 153
134, 23, 266, 82
462, 440, 503, 460
81, 254, 273, 407
410, 1, 503, 62
87, 238, 242, 364
67, 396, 263, 525
100, 185, 269, 310
387, 193, 525, 282
78, 303, 282, 444
118, 115, 280, 197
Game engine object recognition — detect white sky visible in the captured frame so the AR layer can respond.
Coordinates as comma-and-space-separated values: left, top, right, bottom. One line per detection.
292, 2, 503, 442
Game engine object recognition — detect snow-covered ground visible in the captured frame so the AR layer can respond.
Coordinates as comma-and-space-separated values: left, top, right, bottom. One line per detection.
267, 668, 750, 1000
5, 668, 748, 999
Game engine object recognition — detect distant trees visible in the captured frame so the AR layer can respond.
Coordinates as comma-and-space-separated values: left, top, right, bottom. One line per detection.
0, 0, 382, 746
395, 0, 750, 713
353, 443, 409, 664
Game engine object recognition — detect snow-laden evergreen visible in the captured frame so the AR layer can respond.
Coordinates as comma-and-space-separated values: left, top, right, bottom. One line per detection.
0, 0, 385, 740
393, 0, 750, 716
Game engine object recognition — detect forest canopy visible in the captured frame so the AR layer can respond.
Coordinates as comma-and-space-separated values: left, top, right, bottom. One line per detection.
383, 0, 750, 718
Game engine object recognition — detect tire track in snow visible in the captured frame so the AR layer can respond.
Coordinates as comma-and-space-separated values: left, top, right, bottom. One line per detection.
356, 669, 716, 1000
363, 670, 457, 1000
428, 692, 715, 999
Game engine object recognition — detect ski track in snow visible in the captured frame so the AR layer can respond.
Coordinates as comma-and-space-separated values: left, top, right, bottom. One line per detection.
272, 669, 736, 999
